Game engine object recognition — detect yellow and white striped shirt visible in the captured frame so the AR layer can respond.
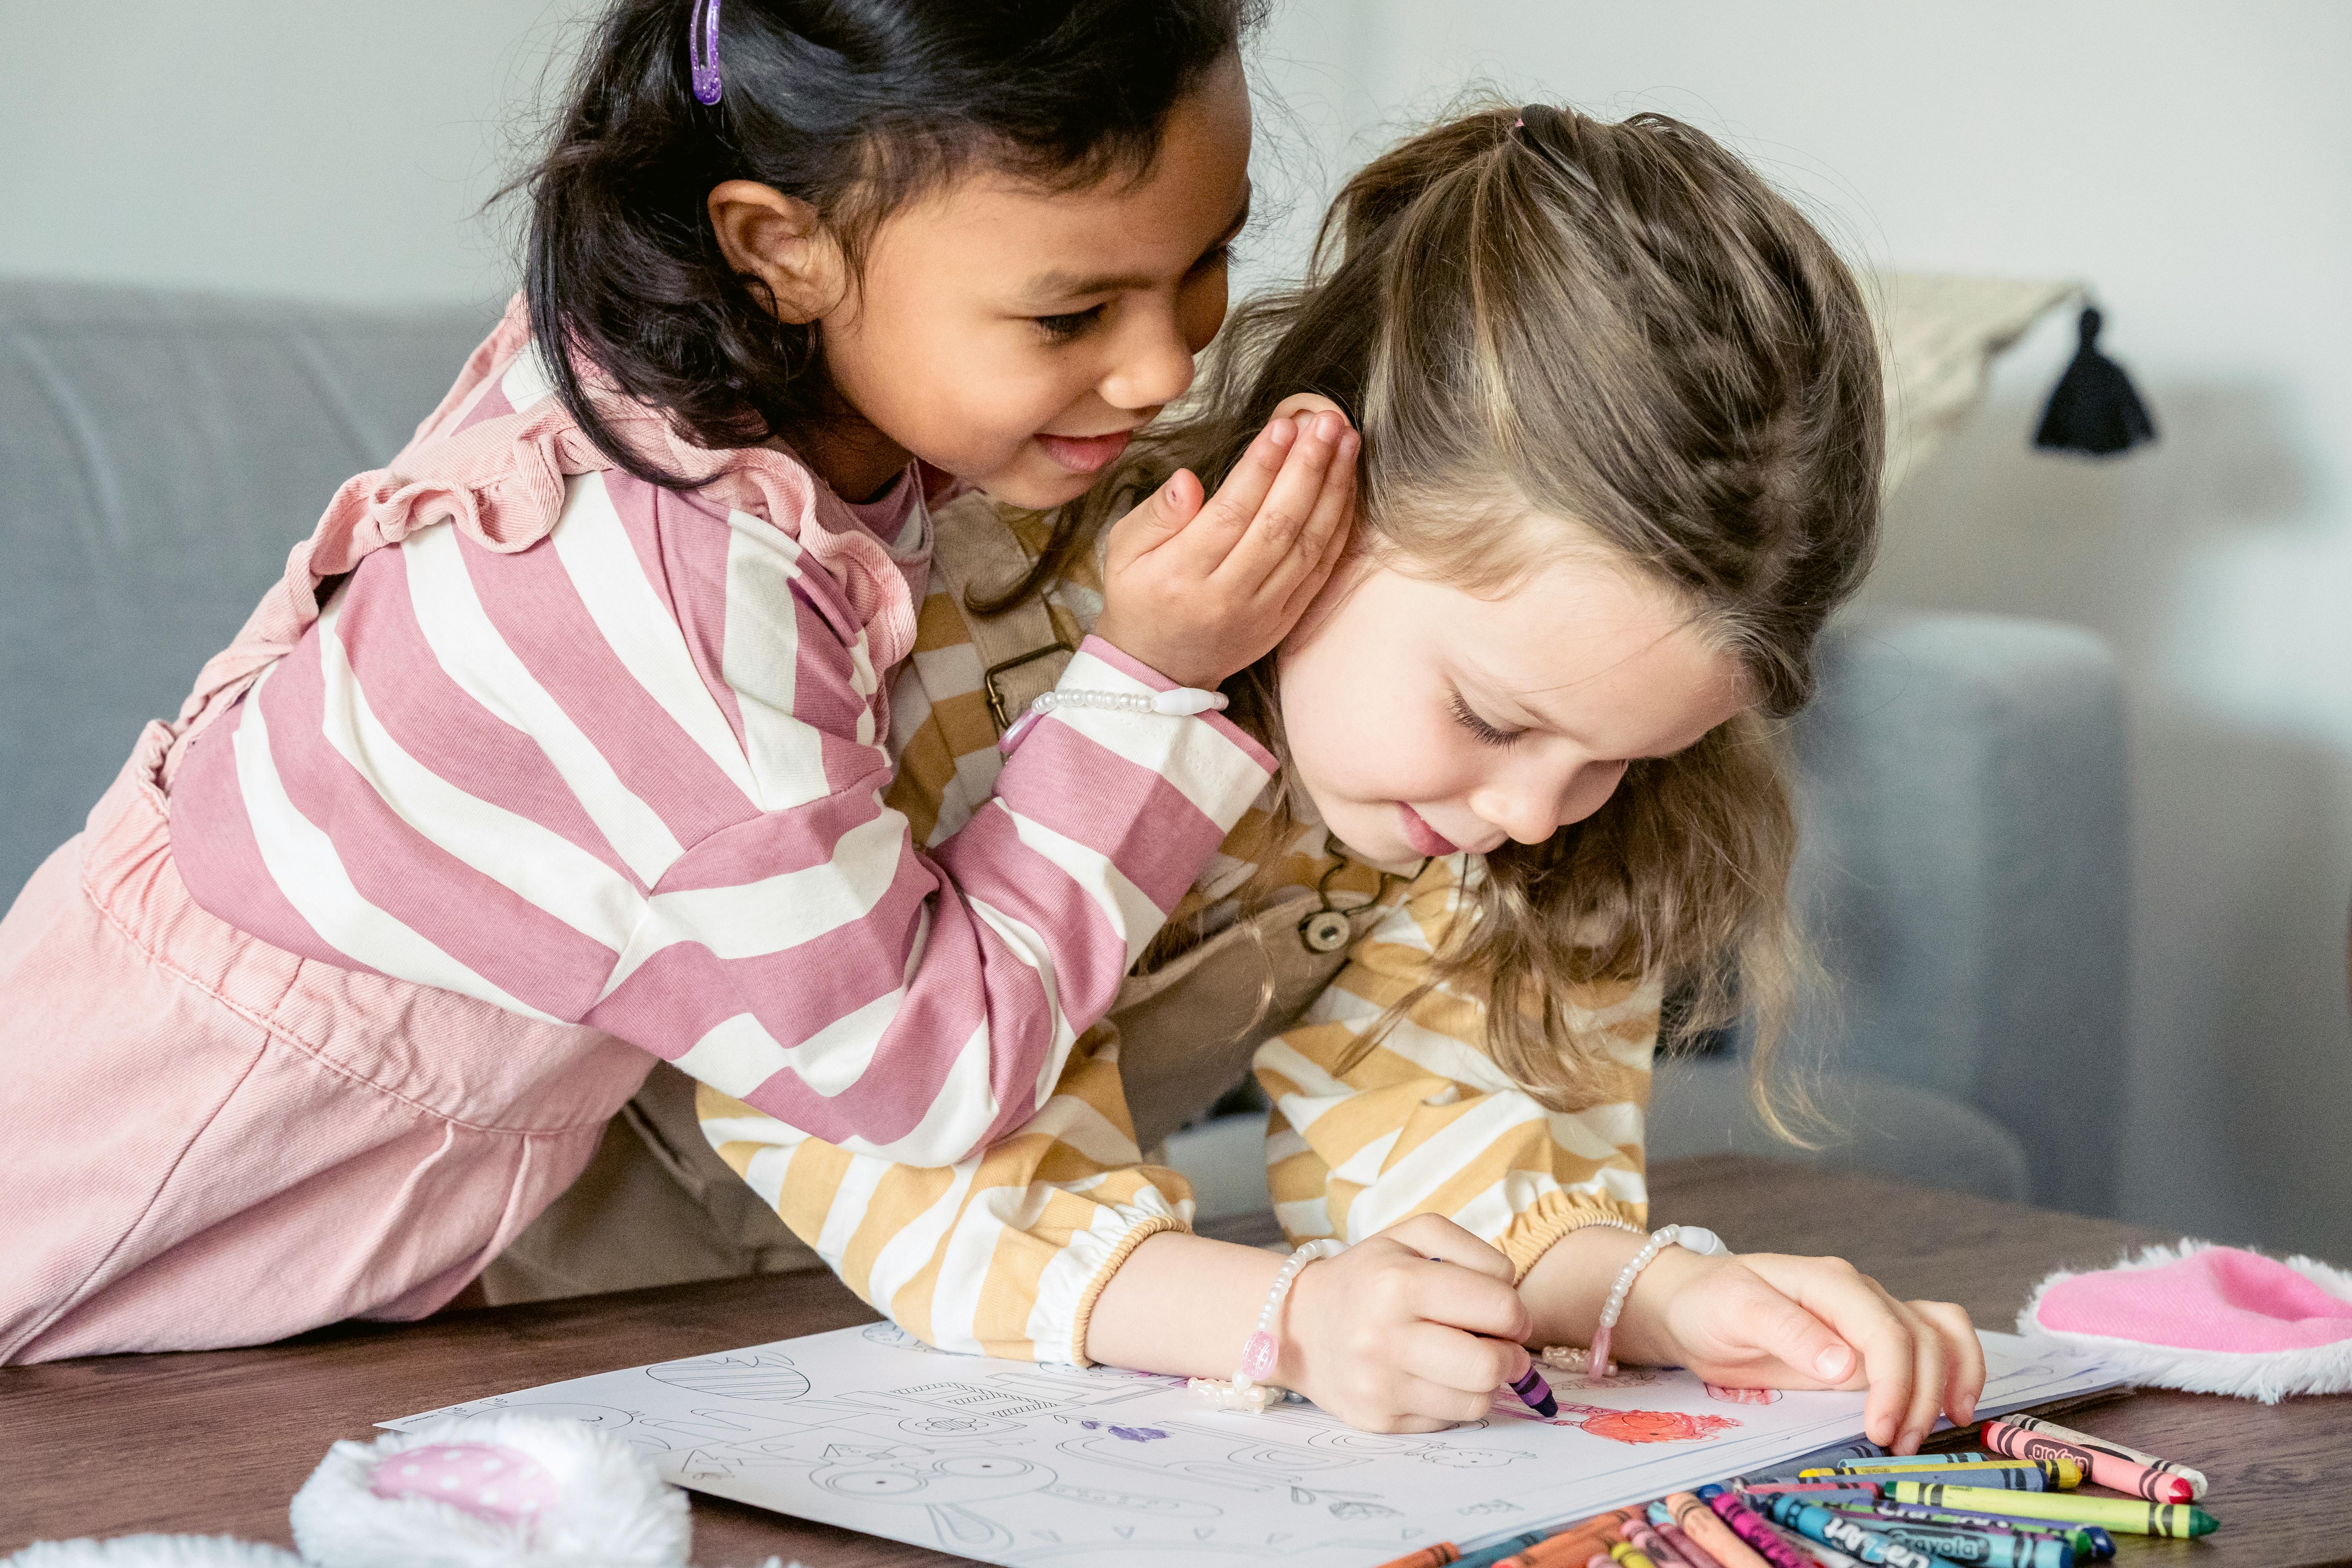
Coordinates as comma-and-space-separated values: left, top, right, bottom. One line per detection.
697, 513, 1656, 1364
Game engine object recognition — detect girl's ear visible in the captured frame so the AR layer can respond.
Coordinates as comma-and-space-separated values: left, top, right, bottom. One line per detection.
1270, 391, 1348, 425
708, 180, 847, 324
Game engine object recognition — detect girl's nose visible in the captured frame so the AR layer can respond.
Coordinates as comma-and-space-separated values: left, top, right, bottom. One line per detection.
1100, 307, 1198, 412
1472, 759, 1630, 845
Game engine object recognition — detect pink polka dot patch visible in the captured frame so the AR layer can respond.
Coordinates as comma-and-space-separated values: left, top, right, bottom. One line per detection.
369, 1442, 559, 1524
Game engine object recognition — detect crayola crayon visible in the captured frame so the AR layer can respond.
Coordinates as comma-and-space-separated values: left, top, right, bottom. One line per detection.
1628, 1520, 1695, 1568
1375, 1548, 1461, 1568
1453, 1534, 1550, 1568
1808, 1460, 2077, 1490
1754, 1497, 1935, 1568
1703, 1486, 1821, 1568
1612, 1541, 1661, 1568
1811, 1453, 1993, 1468
1835, 1465, 2054, 1493
1824, 1515, 2069, 1568
1507, 1525, 1633, 1567
1882, 1485, 2216, 1538
1520, 1510, 1648, 1566
1670, 1492, 1774, 1568
1658, 1519, 1724, 1568
1861, 1504, 2111, 1560
1765, 1439, 1891, 1476
1980, 1422, 2189, 1504
1742, 1484, 1884, 1504
1995, 1416, 2205, 1501
1764, 1521, 1865, 1568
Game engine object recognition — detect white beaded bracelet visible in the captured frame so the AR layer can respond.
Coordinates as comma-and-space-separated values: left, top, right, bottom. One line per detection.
1584, 1224, 1729, 1377
998, 685, 1230, 754
1031, 686, 1230, 718
1188, 1238, 1345, 1412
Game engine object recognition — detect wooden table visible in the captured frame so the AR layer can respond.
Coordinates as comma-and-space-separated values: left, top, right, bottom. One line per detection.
6, 1155, 2346, 1566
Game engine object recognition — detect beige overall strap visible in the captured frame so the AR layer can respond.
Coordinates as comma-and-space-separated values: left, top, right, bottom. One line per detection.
926, 491, 1075, 733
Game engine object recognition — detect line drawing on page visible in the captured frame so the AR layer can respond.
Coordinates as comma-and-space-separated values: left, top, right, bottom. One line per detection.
646, 1350, 810, 1403
380, 1323, 2121, 1568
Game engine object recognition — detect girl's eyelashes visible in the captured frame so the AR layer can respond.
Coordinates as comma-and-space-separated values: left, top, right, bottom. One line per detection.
1032, 245, 1231, 344
1033, 304, 1105, 343
1446, 689, 1523, 749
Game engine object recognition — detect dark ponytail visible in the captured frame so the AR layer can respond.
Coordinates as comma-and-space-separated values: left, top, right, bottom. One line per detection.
523, 0, 1260, 487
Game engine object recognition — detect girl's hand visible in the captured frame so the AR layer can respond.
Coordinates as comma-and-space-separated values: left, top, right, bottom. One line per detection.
1091, 404, 1357, 690
1279, 1214, 1534, 1434
1624, 1248, 1985, 1453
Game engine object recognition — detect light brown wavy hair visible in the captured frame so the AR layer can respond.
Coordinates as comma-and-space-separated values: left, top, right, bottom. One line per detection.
992, 103, 1882, 1120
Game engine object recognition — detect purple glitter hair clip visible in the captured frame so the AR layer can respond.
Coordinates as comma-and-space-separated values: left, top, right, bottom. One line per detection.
690, 0, 724, 105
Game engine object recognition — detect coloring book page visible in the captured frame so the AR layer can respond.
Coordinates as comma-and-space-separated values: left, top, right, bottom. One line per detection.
384, 1328, 2118, 1566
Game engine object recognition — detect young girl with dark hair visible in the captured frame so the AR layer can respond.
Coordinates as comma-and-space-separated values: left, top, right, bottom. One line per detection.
690, 103, 1987, 1445
0, 0, 1357, 1361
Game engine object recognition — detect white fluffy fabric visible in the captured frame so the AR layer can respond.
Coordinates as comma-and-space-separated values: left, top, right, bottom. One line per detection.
4, 1539, 301, 1568
289, 1412, 690, 1568
2017, 1239, 2352, 1403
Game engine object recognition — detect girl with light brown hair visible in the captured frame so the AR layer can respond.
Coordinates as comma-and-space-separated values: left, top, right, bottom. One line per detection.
696, 102, 1983, 1441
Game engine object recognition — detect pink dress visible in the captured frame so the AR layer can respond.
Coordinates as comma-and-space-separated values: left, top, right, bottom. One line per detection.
0, 301, 1273, 1362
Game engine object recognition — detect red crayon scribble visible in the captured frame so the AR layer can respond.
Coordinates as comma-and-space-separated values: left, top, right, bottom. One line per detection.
1544, 1403, 1742, 1444
1703, 1383, 1781, 1405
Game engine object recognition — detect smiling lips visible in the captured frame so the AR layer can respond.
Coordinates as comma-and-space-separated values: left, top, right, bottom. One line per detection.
1398, 804, 1461, 857
1036, 429, 1134, 474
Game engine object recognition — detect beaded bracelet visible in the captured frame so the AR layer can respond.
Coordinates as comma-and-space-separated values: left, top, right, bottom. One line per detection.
999, 685, 1230, 753
1580, 1224, 1729, 1378
1187, 1238, 1345, 1412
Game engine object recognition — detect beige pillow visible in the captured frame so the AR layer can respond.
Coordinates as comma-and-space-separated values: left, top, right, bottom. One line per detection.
1874, 271, 2080, 492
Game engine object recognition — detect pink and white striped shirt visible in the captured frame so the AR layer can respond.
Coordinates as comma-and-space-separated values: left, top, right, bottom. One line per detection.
167, 342, 1276, 1168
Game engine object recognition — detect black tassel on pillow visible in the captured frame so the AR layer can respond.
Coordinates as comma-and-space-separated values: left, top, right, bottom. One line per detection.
2034, 305, 2158, 456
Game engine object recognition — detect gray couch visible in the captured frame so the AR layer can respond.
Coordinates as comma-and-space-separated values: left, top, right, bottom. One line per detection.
0, 281, 2129, 1221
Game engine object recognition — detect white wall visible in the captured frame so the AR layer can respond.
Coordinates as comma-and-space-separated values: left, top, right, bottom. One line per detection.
1247, 1, 2352, 1258
7, 3, 2347, 1254
0, 1, 597, 305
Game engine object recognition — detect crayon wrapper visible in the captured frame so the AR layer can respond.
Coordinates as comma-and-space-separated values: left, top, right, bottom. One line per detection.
1762, 1498, 1937, 1568
1855, 1518, 2071, 1568
1884, 1484, 2213, 1538
1670, 1493, 1774, 1568
1810, 1463, 2065, 1492
1980, 1423, 2190, 1504
1998, 1417, 2205, 1499
1712, 1492, 1826, 1568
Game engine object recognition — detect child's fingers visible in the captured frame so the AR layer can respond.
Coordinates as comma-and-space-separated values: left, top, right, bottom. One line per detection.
1392, 1372, 1504, 1426
1270, 429, 1359, 617
1205, 411, 1347, 585
1399, 1319, 1528, 1399
1379, 1213, 1515, 1284
1163, 416, 1298, 566
1741, 1254, 1918, 1445
1913, 1299, 1983, 1426
1893, 1302, 1951, 1453
1715, 1268, 1862, 1388
1107, 468, 1205, 563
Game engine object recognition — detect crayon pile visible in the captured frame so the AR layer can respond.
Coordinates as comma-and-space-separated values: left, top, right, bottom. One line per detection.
1371, 1415, 2214, 1568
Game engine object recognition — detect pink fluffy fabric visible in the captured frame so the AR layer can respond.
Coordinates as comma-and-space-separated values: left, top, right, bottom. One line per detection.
2018, 1240, 2352, 1403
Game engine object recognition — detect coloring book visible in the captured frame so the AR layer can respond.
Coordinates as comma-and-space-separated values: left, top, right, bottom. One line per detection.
383, 1327, 2119, 1566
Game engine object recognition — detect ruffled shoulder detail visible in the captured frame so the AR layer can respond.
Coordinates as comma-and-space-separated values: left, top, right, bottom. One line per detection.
166, 295, 923, 769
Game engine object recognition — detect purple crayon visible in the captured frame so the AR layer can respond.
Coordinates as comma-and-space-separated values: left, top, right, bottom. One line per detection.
1507, 1363, 1559, 1417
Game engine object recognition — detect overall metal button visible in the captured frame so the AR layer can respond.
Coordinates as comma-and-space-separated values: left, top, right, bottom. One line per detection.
1298, 909, 1351, 953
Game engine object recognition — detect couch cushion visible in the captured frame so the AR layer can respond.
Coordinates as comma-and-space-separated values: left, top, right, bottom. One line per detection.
0, 281, 493, 900
1648, 1055, 2031, 1205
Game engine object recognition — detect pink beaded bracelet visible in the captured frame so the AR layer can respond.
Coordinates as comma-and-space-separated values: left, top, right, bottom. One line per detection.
1187, 1238, 1345, 1412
